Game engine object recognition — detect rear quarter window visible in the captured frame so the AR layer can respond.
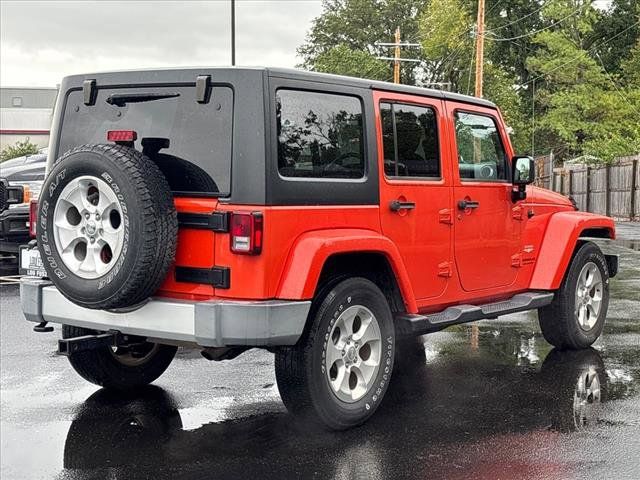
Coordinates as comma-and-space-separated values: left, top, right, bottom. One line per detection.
58, 86, 233, 196
276, 89, 365, 180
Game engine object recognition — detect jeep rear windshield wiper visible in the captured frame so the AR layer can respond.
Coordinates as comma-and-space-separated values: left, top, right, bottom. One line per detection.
105, 92, 180, 107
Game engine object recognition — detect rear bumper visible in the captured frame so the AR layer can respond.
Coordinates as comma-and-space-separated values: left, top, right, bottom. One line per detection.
21, 278, 311, 348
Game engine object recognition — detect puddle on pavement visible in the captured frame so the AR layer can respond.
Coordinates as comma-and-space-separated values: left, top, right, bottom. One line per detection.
44, 321, 640, 480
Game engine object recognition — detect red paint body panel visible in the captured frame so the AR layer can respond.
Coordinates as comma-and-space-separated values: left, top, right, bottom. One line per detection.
276, 228, 418, 313
152, 90, 616, 314
157, 197, 218, 299
529, 211, 615, 290
373, 91, 452, 301
445, 100, 521, 292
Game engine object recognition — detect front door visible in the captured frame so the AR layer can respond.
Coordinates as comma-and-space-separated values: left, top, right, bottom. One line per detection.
448, 104, 521, 292
375, 91, 452, 301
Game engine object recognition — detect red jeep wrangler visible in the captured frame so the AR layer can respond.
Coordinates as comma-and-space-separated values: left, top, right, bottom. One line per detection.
21, 68, 617, 430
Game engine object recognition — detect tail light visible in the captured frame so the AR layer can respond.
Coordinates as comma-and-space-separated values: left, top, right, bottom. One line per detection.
29, 200, 38, 237
230, 212, 263, 255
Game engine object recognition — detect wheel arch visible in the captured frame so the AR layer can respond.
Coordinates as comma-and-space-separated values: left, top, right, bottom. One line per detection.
530, 212, 615, 290
275, 229, 417, 313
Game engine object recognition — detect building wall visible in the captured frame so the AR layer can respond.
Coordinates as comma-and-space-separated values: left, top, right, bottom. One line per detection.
0, 87, 57, 151
0, 87, 57, 109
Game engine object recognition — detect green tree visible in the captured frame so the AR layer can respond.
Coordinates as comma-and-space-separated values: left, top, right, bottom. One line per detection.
621, 39, 640, 86
0, 138, 39, 162
298, 0, 427, 83
481, 0, 546, 85
314, 44, 390, 80
527, 0, 640, 162
418, 0, 474, 89
591, 0, 640, 74
418, 0, 529, 151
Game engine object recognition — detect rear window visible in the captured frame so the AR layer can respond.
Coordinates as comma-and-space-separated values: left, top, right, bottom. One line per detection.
58, 86, 233, 195
276, 89, 365, 179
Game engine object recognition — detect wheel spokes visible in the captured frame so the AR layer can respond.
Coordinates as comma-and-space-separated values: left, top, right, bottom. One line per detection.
355, 316, 379, 346
575, 262, 604, 331
332, 364, 349, 395
53, 175, 125, 280
78, 244, 98, 273
326, 340, 344, 367
324, 305, 382, 403
100, 227, 120, 252
354, 361, 377, 384
55, 223, 84, 251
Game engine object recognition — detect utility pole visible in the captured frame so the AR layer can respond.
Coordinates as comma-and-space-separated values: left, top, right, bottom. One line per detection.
231, 0, 236, 66
474, 0, 485, 97
374, 29, 421, 84
393, 27, 401, 84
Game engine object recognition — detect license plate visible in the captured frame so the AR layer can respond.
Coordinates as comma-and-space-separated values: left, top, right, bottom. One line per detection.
19, 246, 47, 277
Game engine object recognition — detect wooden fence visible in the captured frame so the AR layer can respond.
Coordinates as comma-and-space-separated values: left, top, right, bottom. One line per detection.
534, 155, 640, 221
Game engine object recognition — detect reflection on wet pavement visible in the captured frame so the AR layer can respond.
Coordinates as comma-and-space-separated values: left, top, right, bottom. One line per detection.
53, 324, 640, 480
1, 242, 639, 480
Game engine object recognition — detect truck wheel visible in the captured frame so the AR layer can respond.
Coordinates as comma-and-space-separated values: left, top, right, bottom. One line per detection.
275, 277, 395, 430
37, 144, 177, 310
62, 325, 177, 389
538, 242, 610, 349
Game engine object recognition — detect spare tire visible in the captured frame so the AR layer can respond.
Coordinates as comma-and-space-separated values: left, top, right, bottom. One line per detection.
37, 144, 177, 309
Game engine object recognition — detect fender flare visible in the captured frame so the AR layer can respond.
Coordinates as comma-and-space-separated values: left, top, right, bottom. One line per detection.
275, 229, 418, 313
529, 212, 615, 290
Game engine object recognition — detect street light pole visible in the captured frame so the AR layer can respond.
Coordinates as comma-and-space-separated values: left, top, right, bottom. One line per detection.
231, 0, 236, 66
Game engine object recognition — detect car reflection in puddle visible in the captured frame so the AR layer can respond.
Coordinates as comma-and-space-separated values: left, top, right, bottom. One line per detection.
59, 323, 637, 480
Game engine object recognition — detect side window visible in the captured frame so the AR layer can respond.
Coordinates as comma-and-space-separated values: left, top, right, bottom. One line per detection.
276, 89, 364, 179
380, 102, 440, 178
454, 111, 508, 181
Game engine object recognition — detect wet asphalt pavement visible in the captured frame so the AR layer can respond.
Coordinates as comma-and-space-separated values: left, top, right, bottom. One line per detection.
1, 233, 639, 480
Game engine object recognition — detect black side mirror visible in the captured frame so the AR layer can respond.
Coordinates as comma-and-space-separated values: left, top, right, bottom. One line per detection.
512, 156, 535, 185
511, 156, 535, 201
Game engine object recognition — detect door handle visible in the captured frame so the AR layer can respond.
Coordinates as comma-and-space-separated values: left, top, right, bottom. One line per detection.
389, 200, 416, 212
457, 199, 480, 210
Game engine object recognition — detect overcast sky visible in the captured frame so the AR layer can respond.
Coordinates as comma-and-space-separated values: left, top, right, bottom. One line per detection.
0, 0, 324, 87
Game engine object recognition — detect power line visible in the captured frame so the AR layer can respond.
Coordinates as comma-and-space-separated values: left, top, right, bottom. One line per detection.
595, 52, 638, 114
521, 20, 640, 87
483, 4, 546, 34
375, 27, 424, 83
466, 32, 476, 95
486, 8, 581, 42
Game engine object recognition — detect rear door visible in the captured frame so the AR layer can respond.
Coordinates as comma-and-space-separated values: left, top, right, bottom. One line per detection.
57, 84, 234, 298
447, 102, 521, 292
375, 91, 453, 301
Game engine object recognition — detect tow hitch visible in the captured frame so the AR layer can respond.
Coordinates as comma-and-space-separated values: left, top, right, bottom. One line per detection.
58, 330, 122, 356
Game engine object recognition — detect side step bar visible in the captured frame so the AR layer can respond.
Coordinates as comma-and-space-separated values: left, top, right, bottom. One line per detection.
396, 291, 554, 336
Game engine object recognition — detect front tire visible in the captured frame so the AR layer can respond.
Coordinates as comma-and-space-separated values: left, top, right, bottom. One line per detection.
275, 277, 395, 430
62, 325, 177, 389
538, 241, 610, 350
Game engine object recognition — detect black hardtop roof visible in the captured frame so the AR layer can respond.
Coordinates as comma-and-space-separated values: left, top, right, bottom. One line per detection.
266, 67, 496, 108
61, 66, 496, 109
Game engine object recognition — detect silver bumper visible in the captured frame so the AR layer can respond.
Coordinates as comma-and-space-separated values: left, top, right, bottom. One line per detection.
20, 278, 311, 348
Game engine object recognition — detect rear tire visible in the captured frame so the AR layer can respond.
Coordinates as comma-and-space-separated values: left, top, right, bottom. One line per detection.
538, 242, 610, 350
62, 325, 177, 389
275, 277, 395, 430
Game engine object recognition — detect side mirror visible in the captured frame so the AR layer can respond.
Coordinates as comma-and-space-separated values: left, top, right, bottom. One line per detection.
511, 156, 535, 201
512, 156, 535, 185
